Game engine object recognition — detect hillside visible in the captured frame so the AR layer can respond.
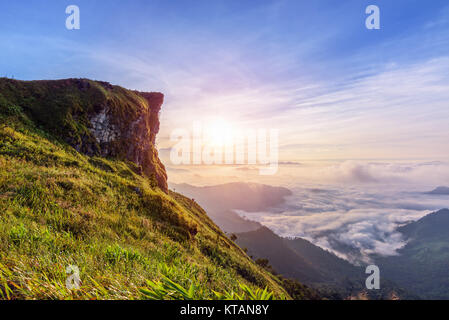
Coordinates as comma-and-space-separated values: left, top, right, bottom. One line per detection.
236, 227, 324, 283
236, 227, 415, 299
376, 209, 449, 299
0, 78, 300, 299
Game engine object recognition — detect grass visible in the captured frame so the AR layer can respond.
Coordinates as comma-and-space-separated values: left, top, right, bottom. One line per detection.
139, 275, 274, 300
0, 79, 295, 300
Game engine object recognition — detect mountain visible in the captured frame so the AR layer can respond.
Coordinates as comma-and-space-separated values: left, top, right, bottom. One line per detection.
426, 186, 449, 195
172, 181, 414, 299
236, 227, 324, 283
171, 182, 291, 233
235, 227, 416, 299
375, 209, 449, 299
0, 78, 300, 299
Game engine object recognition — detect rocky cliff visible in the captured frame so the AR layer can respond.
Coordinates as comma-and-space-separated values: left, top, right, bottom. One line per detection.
0, 78, 168, 191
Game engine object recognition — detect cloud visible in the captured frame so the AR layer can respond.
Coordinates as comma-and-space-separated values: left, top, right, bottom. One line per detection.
332, 161, 379, 183
318, 160, 449, 186
234, 162, 449, 263
237, 206, 430, 264
278, 161, 303, 166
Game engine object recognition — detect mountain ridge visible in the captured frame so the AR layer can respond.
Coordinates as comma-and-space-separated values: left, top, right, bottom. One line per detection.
426, 186, 449, 195
235, 226, 415, 299
375, 208, 449, 299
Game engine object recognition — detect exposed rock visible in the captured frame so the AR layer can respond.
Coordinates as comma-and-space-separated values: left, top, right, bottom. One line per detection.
0, 78, 168, 192
90, 108, 119, 144
85, 87, 168, 192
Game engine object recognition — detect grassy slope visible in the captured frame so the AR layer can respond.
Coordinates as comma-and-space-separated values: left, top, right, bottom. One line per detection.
0, 79, 292, 300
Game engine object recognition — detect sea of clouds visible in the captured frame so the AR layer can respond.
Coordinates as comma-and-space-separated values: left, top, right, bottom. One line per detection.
234, 160, 449, 264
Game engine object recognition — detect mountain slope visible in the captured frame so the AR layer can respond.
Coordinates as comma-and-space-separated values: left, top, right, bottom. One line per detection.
376, 209, 449, 299
426, 186, 449, 195
236, 227, 415, 299
0, 78, 295, 299
236, 227, 325, 283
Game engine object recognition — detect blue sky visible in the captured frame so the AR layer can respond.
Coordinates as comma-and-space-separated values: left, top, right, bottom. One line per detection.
1, 0, 449, 161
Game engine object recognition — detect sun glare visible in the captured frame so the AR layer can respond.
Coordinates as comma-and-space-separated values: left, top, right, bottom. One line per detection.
203, 118, 234, 147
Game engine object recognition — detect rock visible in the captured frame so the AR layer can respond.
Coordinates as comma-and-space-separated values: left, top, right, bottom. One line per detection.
85, 89, 168, 192
0, 78, 168, 192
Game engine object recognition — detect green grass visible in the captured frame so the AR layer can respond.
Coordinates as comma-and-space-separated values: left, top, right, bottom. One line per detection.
0, 81, 294, 300
139, 275, 274, 300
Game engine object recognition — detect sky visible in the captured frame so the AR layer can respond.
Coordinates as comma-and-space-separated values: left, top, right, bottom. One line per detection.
1, 0, 449, 163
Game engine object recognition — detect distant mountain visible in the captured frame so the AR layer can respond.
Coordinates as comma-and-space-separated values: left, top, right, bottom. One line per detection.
170, 182, 291, 233
235, 227, 414, 299
426, 186, 449, 195
236, 227, 324, 283
375, 209, 449, 299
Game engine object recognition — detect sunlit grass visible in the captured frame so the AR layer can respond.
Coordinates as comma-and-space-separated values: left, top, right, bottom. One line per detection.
0, 106, 289, 299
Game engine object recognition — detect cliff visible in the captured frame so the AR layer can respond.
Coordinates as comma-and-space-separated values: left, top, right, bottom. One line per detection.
0, 78, 167, 191
0, 77, 298, 300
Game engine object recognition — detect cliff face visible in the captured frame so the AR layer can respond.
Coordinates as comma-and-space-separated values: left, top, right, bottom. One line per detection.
0, 78, 167, 191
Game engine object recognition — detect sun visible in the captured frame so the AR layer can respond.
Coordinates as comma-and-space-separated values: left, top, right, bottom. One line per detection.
204, 118, 234, 147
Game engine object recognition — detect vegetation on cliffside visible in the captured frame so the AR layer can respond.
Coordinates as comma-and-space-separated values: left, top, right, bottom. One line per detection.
0, 78, 317, 300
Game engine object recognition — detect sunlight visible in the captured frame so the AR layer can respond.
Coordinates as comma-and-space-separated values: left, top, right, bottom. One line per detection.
203, 118, 234, 147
